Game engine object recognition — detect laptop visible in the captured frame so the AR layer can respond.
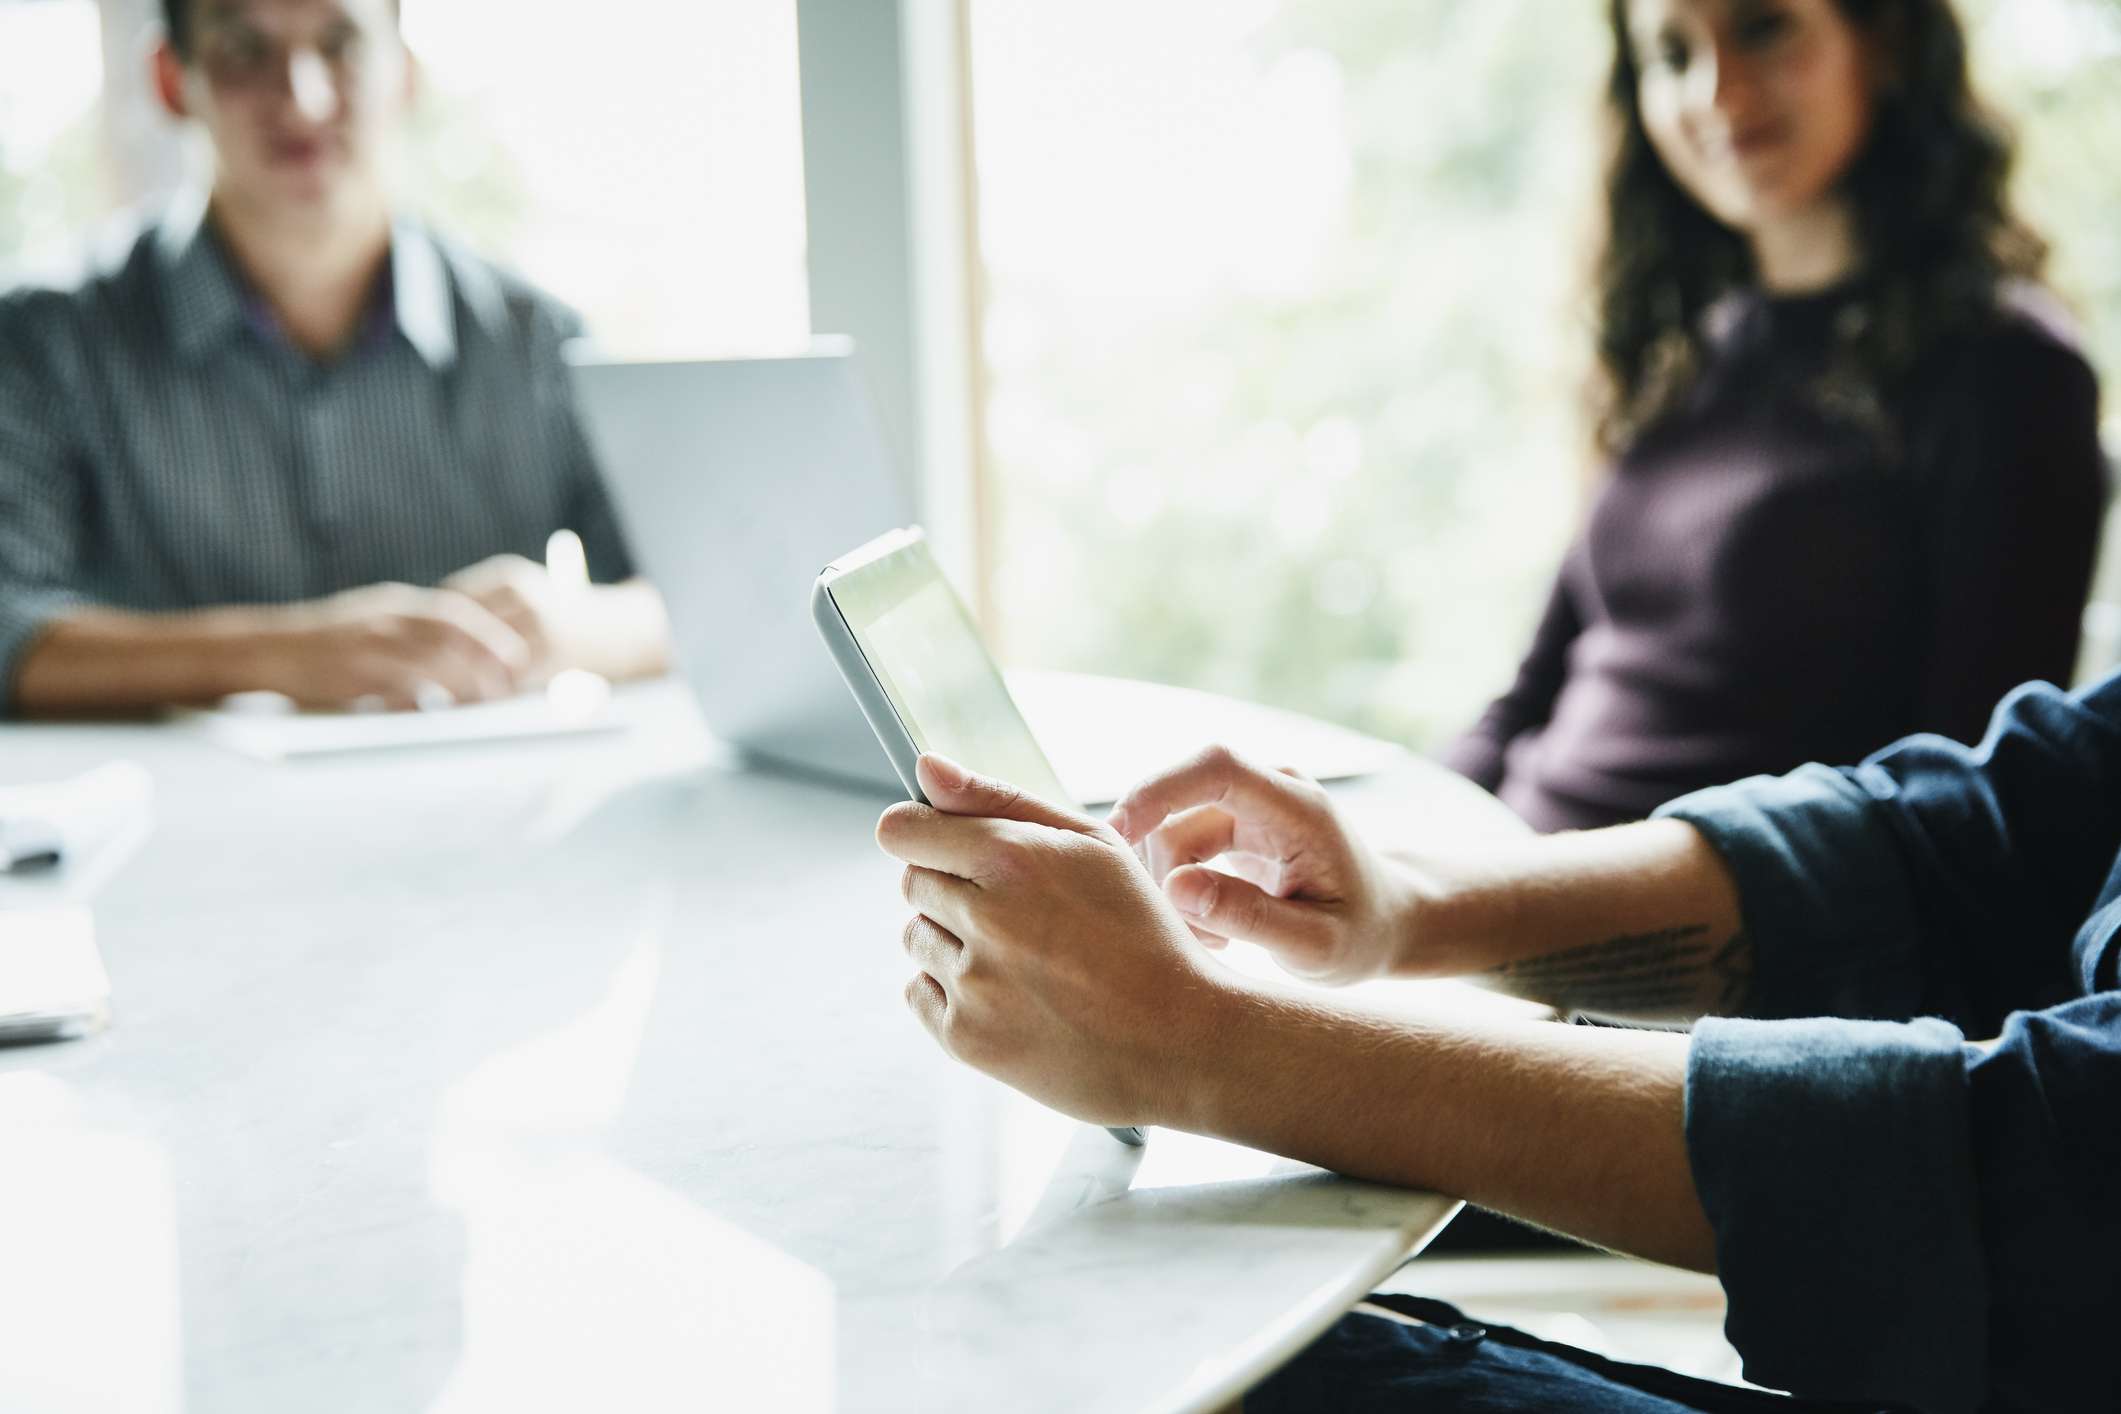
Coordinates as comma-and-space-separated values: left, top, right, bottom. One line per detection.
568, 343, 916, 792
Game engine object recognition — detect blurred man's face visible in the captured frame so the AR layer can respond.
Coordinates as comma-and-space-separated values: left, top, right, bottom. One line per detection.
162, 0, 407, 221
1628, 0, 1879, 232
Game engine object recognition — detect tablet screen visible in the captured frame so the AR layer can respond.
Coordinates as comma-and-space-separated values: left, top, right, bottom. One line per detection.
828, 536, 1078, 811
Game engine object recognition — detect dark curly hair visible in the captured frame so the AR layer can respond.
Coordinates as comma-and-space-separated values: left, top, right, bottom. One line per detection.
160, 0, 194, 57
1591, 0, 2051, 456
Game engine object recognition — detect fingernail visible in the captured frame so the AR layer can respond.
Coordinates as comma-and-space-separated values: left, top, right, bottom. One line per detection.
925, 754, 967, 790
1105, 805, 1132, 840
1169, 870, 1214, 917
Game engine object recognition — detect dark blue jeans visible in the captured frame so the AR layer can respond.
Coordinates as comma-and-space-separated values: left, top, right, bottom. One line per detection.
1246, 1295, 1906, 1412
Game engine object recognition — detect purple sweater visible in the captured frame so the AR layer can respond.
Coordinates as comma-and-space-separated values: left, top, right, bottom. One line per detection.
1443, 284, 2108, 833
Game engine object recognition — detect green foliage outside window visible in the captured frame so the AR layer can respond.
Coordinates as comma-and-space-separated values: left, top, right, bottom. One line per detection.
981, 0, 2121, 748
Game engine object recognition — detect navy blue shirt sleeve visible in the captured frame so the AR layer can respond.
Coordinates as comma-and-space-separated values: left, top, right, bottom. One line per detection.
1653, 673, 2121, 1411
1685, 1014, 1984, 1409
1663, 675, 2121, 1027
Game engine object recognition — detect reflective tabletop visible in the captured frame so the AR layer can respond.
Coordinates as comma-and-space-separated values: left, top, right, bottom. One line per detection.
0, 679, 1531, 1413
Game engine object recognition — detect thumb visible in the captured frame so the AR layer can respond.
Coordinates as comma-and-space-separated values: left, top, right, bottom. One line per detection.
1164, 864, 1320, 948
916, 754, 1101, 836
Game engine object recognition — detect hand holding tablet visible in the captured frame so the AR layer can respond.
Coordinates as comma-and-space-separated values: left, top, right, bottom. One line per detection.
813, 528, 1150, 1146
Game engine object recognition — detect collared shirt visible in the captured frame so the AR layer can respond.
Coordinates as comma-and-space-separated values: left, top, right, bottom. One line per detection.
0, 197, 634, 706
1658, 672, 2121, 1413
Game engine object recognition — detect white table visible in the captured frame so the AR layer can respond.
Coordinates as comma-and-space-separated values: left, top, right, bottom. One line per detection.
0, 678, 1532, 1414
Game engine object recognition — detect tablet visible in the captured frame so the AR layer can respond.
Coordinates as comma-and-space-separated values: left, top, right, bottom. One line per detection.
813, 527, 1145, 1146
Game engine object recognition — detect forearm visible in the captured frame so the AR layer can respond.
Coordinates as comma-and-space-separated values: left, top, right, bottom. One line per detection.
12, 606, 284, 714
1183, 986, 1717, 1271
1399, 819, 1753, 1023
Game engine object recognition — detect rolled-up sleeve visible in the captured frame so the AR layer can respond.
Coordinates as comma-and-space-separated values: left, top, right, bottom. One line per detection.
0, 299, 90, 706
1687, 1015, 1983, 1409
1660, 676, 2121, 1028
1654, 763, 1930, 1021
1686, 998, 2121, 1413
1652, 674, 2121, 1410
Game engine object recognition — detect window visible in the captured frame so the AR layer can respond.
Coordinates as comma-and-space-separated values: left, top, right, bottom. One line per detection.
399, 0, 809, 357
0, 0, 105, 281
0, 0, 811, 358
7, 0, 2119, 708
967, 0, 2121, 745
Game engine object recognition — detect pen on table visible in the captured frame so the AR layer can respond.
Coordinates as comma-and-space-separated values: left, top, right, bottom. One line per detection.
545, 528, 589, 595
542, 528, 611, 717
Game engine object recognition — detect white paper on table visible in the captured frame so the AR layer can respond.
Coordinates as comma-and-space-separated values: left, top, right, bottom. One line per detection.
0, 908, 111, 1042
0, 761, 154, 875
182, 677, 623, 762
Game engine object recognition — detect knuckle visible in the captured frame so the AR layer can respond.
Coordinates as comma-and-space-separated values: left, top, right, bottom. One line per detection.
958, 888, 996, 939
1109, 787, 1150, 830
929, 996, 961, 1050
430, 591, 487, 633
975, 827, 1025, 881
396, 611, 445, 644
1056, 828, 1106, 869
990, 821, 1061, 880
1289, 775, 1331, 809
984, 778, 1029, 817
942, 1011, 986, 1065
1089, 817, 1131, 851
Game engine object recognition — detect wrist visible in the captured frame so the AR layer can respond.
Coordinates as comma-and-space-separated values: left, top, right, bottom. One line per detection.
196, 604, 303, 699
12, 603, 297, 711
1381, 853, 1492, 979
1388, 820, 1745, 985
1165, 971, 1283, 1135
1164, 974, 1448, 1179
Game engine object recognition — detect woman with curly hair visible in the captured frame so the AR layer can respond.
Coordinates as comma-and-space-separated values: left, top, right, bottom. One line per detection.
1441, 0, 2107, 835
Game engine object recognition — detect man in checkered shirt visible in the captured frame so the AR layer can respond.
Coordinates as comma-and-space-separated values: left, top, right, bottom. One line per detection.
0, 0, 670, 714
